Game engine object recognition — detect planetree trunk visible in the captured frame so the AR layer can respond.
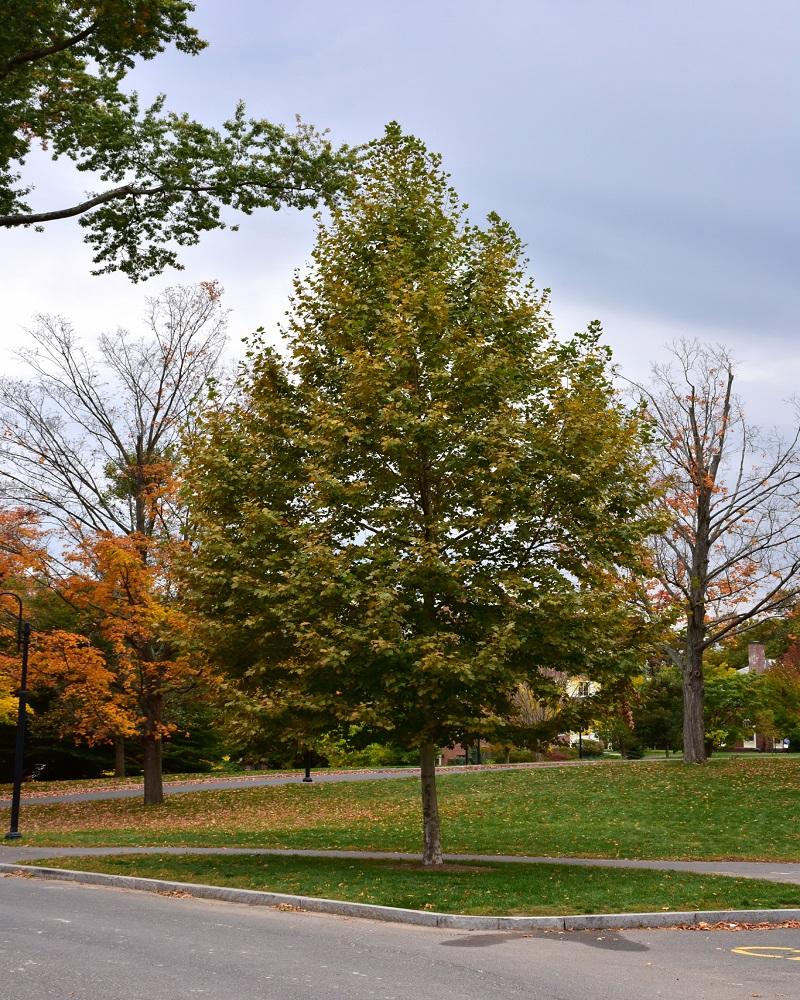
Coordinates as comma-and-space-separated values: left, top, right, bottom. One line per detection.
143, 734, 163, 804
683, 482, 710, 763
114, 736, 126, 778
683, 638, 706, 764
420, 743, 443, 865
142, 694, 164, 804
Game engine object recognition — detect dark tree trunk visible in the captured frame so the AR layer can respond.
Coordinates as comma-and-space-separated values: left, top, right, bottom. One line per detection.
682, 624, 706, 763
682, 449, 712, 764
142, 734, 163, 805
114, 736, 126, 778
141, 692, 164, 804
420, 743, 443, 865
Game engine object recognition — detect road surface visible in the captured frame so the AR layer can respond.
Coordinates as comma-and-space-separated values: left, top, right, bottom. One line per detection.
1, 877, 798, 999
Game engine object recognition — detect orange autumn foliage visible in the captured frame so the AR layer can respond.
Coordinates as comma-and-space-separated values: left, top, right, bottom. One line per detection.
0, 509, 46, 723
0, 510, 132, 741
63, 531, 215, 743
27, 631, 134, 745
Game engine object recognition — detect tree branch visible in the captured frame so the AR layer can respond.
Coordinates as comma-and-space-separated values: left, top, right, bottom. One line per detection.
0, 21, 99, 81
0, 179, 312, 228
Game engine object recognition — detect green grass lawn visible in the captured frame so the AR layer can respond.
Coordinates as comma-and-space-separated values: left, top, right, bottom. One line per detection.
3, 757, 799, 861
22, 853, 800, 916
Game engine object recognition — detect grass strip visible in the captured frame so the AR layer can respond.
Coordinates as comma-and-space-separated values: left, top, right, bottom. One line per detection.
21, 853, 800, 916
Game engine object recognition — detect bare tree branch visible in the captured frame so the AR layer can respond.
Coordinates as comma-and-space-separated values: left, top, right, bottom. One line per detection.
633, 339, 800, 763
0, 283, 227, 547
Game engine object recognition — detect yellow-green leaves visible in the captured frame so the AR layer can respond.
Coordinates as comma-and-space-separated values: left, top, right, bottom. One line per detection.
185, 126, 660, 758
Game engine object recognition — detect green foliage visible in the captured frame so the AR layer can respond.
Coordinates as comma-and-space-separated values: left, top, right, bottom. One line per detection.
501, 748, 537, 763
598, 715, 645, 758
316, 733, 416, 769
704, 614, 798, 672
184, 126, 661, 762
704, 671, 765, 749
633, 665, 683, 751
0, 722, 114, 779
1, 1, 353, 278
759, 644, 800, 748
577, 737, 605, 757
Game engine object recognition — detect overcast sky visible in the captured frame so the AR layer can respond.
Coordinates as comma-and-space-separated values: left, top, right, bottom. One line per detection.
2, 0, 798, 424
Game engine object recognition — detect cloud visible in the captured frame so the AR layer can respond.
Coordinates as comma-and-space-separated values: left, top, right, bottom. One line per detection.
2, 0, 798, 422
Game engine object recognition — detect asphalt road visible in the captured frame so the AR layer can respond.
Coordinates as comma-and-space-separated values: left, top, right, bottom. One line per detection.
1, 878, 799, 1000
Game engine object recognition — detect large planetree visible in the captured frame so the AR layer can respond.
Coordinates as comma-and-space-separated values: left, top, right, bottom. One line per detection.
1, 1, 352, 278
183, 126, 660, 864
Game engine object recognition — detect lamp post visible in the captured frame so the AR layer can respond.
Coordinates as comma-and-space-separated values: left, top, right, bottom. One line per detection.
2, 593, 30, 840
302, 748, 313, 783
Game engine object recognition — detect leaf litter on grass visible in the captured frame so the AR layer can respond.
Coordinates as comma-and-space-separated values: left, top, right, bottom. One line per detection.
5, 758, 800, 861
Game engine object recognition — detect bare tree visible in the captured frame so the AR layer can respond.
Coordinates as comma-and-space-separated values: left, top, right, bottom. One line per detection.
637, 341, 800, 763
0, 283, 227, 800
0, 282, 226, 542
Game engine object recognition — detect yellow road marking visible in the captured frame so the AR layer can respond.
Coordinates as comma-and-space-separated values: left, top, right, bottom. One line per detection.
732, 946, 800, 961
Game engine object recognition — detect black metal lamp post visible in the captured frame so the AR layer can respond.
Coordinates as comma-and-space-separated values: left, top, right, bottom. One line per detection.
2, 593, 30, 840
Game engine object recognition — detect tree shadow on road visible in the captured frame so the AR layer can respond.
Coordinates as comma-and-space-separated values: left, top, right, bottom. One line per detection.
440, 931, 649, 952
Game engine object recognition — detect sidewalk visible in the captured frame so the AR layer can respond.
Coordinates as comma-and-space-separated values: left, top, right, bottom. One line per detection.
2, 843, 799, 885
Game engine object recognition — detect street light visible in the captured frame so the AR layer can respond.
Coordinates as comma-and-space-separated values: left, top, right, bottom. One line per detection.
2, 593, 31, 840
302, 748, 313, 782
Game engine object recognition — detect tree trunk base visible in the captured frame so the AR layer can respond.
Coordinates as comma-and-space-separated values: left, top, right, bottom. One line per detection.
682, 648, 707, 764
420, 743, 443, 866
143, 735, 164, 805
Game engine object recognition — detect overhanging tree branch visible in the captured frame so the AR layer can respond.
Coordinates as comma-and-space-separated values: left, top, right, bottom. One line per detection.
0, 21, 99, 81
0, 179, 315, 228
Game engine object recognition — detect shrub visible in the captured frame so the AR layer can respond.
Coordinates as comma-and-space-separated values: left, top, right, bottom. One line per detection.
577, 738, 605, 757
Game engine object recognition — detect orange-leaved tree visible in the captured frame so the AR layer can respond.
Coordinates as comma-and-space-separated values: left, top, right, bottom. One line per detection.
0, 283, 228, 800
0, 509, 47, 722
61, 531, 216, 804
0, 508, 132, 752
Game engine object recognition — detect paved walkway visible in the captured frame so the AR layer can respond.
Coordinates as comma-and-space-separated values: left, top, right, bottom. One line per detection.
3, 844, 799, 885
0, 758, 620, 806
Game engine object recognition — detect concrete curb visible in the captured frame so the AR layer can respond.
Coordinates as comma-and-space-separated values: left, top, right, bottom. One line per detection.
3, 863, 800, 931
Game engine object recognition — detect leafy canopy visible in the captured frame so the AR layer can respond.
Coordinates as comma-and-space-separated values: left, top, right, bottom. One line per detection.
185, 125, 661, 756
1, 1, 353, 278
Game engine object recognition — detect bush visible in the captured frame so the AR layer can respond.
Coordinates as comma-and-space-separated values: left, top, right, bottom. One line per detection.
316, 735, 417, 768
576, 738, 605, 758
